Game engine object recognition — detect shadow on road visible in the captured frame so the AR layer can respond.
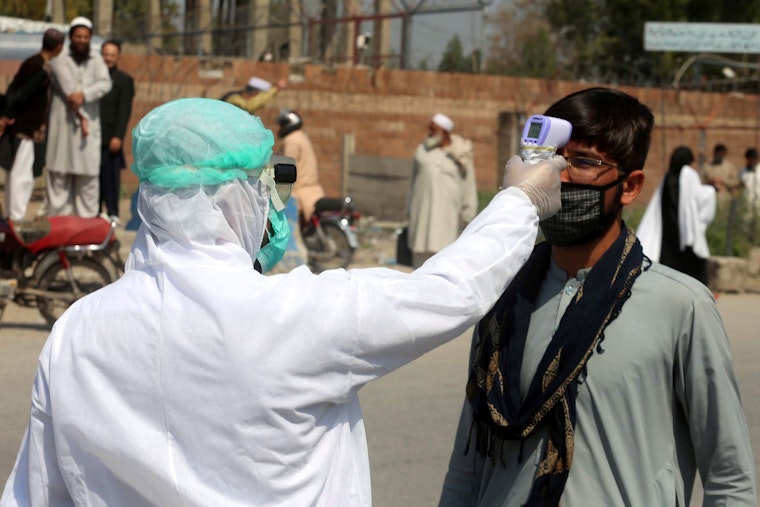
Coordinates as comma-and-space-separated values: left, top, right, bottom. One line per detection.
0, 321, 50, 332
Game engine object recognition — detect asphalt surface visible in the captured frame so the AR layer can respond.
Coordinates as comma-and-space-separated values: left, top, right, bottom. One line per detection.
0, 251, 758, 505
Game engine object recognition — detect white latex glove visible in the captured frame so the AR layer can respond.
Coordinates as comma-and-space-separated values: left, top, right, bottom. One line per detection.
502, 154, 566, 220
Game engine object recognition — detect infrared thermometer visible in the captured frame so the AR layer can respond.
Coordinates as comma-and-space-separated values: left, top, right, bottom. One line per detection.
520, 115, 572, 164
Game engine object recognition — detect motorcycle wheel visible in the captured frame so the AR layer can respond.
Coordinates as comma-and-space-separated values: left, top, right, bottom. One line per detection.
309, 222, 354, 272
36, 257, 112, 328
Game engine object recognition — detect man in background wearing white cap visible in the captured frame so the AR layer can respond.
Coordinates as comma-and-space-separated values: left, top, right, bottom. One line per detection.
221, 75, 287, 115
406, 113, 478, 268
44, 16, 111, 218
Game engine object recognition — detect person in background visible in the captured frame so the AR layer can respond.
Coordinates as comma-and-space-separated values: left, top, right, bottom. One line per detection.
221, 76, 286, 115
44, 16, 111, 218
0, 28, 64, 221
406, 113, 478, 268
98, 39, 135, 224
702, 143, 741, 208
1, 97, 564, 505
638, 146, 716, 286
740, 148, 760, 231
276, 109, 324, 221
440, 88, 754, 507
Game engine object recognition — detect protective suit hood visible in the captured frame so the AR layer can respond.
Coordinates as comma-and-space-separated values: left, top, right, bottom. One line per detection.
129, 181, 270, 270
127, 98, 276, 270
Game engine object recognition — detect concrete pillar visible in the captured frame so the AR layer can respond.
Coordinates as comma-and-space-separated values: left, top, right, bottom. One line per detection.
198, 0, 213, 55
344, 19, 357, 65
287, 0, 303, 61
340, 0, 360, 65
93, 0, 114, 36
251, 0, 271, 60
341, 134, 355, 197
377, 0, 392, 67
47, 0, 66, 23
147, 0, 162, 53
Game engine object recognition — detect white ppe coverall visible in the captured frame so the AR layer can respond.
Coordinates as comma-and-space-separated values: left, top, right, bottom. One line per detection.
1, 177, 541, 506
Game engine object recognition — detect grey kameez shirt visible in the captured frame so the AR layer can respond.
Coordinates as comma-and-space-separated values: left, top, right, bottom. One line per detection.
440, 259, 756, 506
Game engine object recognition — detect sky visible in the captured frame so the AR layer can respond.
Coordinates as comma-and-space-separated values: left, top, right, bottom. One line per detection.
399, 10, 486, 68
176, 0, 498, 69
0, 2, 493, 68
374, 9, 488, 68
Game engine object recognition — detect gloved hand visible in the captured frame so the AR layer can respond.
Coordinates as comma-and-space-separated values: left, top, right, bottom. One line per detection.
502, 155, 565, 220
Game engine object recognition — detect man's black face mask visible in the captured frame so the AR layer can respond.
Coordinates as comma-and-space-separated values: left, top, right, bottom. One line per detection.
539, 176, 625, 247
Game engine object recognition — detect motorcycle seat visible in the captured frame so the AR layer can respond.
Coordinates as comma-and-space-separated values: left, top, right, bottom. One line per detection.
15, 216, 113, 253
9, 219, 50, 245
315, 197, 351, 215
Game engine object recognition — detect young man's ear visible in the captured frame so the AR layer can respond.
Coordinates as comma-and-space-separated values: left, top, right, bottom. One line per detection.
620, 170, 645, 206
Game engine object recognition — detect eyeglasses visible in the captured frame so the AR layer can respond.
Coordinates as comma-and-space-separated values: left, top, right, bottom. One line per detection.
565, 156, 622, 181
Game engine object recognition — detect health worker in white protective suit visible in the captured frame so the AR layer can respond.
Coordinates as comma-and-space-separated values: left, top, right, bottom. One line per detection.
1, 98, 565, 506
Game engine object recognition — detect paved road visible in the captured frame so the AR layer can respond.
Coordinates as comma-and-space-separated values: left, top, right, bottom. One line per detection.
362, 292, 760, 506
1, 292, 759, 505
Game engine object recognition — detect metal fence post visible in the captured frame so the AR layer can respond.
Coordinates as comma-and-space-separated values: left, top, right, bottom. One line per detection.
341, 134, 355, 198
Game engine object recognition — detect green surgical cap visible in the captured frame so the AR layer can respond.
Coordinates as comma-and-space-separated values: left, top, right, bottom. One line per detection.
131, 98, 275, 188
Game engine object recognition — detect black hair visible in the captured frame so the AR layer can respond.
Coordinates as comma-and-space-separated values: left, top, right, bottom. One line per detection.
544, 87, 654, 173
42, 29, 65, 51
668, 146, 694, 174
714, 144, 728, 154
746, 148, 758, 159
102, 39, 122, 52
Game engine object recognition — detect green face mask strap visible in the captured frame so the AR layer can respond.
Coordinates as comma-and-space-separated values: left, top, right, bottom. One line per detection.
257, 199, 291, 273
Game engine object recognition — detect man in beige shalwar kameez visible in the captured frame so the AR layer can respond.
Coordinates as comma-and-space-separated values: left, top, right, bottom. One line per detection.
407, 113, 478, 268
277, 109, 325, 221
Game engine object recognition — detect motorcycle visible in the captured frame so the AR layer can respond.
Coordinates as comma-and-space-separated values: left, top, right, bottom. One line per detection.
0, 215, 125, 328
301, 196, 360, 272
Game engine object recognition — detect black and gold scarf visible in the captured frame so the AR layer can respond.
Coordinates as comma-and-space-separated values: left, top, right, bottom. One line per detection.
466, 226, 644, 506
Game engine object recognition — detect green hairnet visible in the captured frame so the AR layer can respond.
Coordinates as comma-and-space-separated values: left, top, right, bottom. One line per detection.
131, 98, 274, 188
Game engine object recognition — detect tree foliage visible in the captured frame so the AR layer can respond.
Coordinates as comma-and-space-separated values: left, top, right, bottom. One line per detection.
438, 35, 479, 73
65, 0, 93, 21
111, 0, 147, 40
0, 0, 47, 19
0, 0, 96, 21
484, 0, 558, 78
0, 0, 181, 43
485, 0, 760, 87
110, 0, 180, 53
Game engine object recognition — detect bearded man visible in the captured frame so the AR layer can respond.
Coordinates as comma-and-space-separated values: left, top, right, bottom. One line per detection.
44, 16, 111, 218
406, 113, 478, 268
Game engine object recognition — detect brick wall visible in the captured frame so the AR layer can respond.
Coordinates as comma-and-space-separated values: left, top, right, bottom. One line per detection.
3, 54, 760, 215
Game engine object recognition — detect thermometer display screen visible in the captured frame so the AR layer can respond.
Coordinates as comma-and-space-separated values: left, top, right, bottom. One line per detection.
526, 121, 543, 139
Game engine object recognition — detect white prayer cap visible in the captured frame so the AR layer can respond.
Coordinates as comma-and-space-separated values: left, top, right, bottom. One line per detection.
247, 77, 272, 91
69, 16, 93, 31
431, 113, 454, 132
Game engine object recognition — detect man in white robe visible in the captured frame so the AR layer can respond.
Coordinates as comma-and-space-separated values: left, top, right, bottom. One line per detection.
407, 113, 478, 268
44, 16, 111, 218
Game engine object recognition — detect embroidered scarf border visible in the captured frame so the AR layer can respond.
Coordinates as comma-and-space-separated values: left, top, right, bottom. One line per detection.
465, 226, 644, 506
